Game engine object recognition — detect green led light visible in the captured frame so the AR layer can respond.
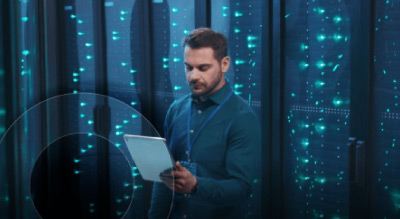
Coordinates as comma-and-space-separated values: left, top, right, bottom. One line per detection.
222, 6, 229, 10
234, 83, 244, 89
333, 16, 342, 24
234, 11, 243, 17
301, 139, 309, 147
73, 158, 80, 163
77, 19, 83, 24
132, 114, 138, 119
174, 85, 182, 90
299, 61, 309, 70
0, 126, 5, 133
172, 8, 178, 12
120, 16, 125, 21
163, 64, 168, 68
315, 124, 326, 133
300, 44, 309, 51
74, 170, 81, 174
247, 35, 258, 41
173, 58, 181, 62
22, 50, 30, 56
338, 54, 343, 59
130, 69, 137, 73
121, 62, 128, 66
248, 43, 256, 49
70, 14, 76, 19
332, 97, 343, 107
130, 82, 136, 86
115, 143, 121, 147
183, 29, 189, 34
123, 120, 129, 124
0, 109, 5, 116
88, 120, 93, 125
112, 36, 120, 40
333, 33, 343, 41
291, 93, 296, 97
302, 158, 309, 163
86, 55, 92, 60
285, 14, 290, 18
163, 57, 169, 62
120, 10, 127, 15
316, 60, 326, 69
80, 114, 85, 118
73, 78, 78, 82
21, 17, 28, 22
80, 102, 86, 107
172, 22, 178, 26
332, 64, 340, 72
235, 59, 245, 65
383, 69, 387, 75
116, 125, 122, 129
131, 102, 137, 106
315, 80, 325, 88
172, 43, 179, 47
317, 34, 326, 41
234, 28, 241, 33
85, 43, 93, 47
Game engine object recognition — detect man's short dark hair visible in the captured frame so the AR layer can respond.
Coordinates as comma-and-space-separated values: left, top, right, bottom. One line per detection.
182, 28, 228, 62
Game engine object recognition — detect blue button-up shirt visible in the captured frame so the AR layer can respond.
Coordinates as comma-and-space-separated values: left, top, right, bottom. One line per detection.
149, 82, 261, 219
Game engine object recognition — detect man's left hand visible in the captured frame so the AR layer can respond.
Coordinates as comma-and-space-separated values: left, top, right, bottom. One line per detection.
169, 161, 198, 194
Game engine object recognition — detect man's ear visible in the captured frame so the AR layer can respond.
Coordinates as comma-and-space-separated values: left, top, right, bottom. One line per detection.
221, 56, 230, 73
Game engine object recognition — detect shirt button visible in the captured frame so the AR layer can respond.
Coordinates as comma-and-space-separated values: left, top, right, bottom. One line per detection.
197, 110, 202, 114
190, 130, 194, 134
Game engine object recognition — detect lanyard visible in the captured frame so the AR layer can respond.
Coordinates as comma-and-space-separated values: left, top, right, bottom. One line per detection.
186, 89, 234, 162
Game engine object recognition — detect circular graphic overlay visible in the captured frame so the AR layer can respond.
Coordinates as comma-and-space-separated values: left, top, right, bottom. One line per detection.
30, 134, 133, 219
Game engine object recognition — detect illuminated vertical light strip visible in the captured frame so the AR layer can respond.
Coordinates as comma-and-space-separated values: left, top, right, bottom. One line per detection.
373, 0, 400, 217
284, 0, 351, 217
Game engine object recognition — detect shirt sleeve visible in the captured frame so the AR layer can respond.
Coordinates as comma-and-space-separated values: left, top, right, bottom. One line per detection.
193, 111, 261, 207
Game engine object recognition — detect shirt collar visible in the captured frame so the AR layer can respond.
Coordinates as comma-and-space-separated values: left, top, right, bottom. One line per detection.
191, 81, 231, 105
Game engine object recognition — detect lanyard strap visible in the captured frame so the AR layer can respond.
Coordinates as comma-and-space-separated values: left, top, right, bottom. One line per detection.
186, 89, 234, 162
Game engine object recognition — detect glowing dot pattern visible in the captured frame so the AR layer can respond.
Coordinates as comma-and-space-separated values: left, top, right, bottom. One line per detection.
373, 0, 400, 217
284, 0, 351, 217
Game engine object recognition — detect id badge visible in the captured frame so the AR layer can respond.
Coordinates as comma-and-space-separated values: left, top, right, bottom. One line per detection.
180, 161, 197, 176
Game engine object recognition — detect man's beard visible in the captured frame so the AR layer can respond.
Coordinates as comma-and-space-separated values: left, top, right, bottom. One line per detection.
190, 73, 223, 99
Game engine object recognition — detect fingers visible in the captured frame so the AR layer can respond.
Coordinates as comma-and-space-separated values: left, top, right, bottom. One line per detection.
175, 161, 184, 171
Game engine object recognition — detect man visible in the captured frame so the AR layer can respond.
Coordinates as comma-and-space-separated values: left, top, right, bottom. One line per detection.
148, 28, 261, 219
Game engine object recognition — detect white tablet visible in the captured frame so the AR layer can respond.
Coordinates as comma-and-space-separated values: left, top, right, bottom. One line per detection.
123, 134, 175, 182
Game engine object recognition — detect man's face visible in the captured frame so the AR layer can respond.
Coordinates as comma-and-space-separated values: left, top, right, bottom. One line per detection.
184, 46, 230, 99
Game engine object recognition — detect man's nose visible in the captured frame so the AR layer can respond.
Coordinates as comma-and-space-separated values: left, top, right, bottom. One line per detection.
188, 69, 200, 81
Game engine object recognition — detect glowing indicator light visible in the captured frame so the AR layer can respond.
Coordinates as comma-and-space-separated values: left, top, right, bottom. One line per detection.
234, 11, 243, 17
333, 97, 343, 107
130, 82, 136, 86
172, 43, 179, 47
120, 10, 127, 15
78, 32, 84, 36
333, 16, 342, 24
123, 120, 129, 124
116, 125, 122, 129
173, 58, 181, 62
174, 85, 182, 90
74, 170, 81, 174
338, 54, 343, 59
21, 17, 28, 22
317, 34, 326, 41
88, 120, 93, 125
22, 50, 30, 56
234, 28, 241, 33
0, 109, 5, 116
172, 8, 178, 12
86, 55, 92, 60
85, 43, 93, 47
383, 69, 387, 75
235, 59, 245, 65
332, 64, 340, 72
301, 139, 309, 147
77, 19, 83, 24
80, 102, 87, 107
73, 78, 79, 82
112, 36, 120, 40
131, 102, 137, 106
285, 14, 290, 18
300, 44, 309, 51
248, 44, 256, 49
172, 22, 178, 26
247, 35, 258, 41
73, 159, 80, 163
333, 34, 343, 41
81, 149, 87, 153
316, 60, 326, 69
80, 114, 85, 118
121, 62, 128, 66
70, 14, 76, 19
163, 64, 168, 68
315, 80, 325, 88
132, 114, 138, 119
222, 6, 229, 10
299, 61, 309, 70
